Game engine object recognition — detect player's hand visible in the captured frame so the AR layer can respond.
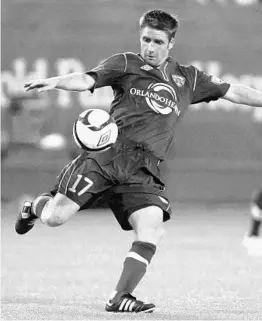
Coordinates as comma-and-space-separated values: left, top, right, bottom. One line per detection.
24, 78, 58, 92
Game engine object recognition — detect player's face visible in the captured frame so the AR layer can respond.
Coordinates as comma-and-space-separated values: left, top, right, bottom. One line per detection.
140, 27, 174, 67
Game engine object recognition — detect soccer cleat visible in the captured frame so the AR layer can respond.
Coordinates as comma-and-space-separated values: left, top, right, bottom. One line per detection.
15, 201, 38, 235
105, 292, 156, 313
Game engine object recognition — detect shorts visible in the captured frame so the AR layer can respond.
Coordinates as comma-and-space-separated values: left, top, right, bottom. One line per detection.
51, 139, 172, 230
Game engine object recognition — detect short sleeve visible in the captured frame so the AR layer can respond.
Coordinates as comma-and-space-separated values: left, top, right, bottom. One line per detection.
191, 67, 230, 104
85, 53, 127, 90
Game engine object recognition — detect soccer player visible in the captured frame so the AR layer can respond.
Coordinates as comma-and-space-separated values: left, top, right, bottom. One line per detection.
242, 189, 262, 256
15, 10, 262, 313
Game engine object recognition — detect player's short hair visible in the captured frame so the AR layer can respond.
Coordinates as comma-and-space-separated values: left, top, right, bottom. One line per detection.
139, 9, 179, 41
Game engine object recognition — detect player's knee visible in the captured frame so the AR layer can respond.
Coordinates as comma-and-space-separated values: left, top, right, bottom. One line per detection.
41, 208, 67, 227
156, 226, 165, 243
40, 202, 70, 227
136, 226, 165, 245
129, 206, 165, 245
43, 216, 66, 227
39, 193, 79, 227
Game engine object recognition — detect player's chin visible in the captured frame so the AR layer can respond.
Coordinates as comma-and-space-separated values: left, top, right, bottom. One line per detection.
144, 58, 158, 67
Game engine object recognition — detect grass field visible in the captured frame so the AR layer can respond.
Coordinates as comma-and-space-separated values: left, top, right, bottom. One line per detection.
1, 202, 262, 320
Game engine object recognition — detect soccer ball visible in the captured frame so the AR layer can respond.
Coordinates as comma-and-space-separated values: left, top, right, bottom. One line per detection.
73, 108, 118, 152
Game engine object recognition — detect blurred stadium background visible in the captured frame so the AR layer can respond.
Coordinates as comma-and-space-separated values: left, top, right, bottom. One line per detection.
1, 0, 262, 203
1, 0, 262, 320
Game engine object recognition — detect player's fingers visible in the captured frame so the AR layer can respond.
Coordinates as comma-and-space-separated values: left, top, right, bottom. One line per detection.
25, 86, 34, 92
24, 80, 41, 88
25, 83, 46, 92
24, 78, 46, 88
38, 85, 52, 93
25, 85, 37, 92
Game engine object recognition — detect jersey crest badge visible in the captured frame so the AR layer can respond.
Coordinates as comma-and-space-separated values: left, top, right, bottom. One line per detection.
141, 65, 153, 71
171, 75, 185, 87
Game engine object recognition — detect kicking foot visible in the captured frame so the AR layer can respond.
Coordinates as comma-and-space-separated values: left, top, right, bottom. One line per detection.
15, 201, 38, 235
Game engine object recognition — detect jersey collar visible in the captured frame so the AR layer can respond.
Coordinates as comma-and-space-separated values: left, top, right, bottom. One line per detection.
137, 53, 172, 69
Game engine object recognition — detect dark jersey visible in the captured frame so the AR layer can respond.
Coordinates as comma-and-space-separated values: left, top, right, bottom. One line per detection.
86, 52, 230, 160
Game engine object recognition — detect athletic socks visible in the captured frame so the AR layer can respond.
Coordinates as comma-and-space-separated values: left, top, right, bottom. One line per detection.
32, 193, 53, 219
115, 241, 156, 295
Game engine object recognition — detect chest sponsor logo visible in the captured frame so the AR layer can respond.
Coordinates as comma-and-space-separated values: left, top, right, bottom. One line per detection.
130, 83, 181, 115
171, 75, 185, 87
140, 64, 153, 71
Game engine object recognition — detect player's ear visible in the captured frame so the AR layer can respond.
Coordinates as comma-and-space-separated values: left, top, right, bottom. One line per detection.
168, 38, 175, 50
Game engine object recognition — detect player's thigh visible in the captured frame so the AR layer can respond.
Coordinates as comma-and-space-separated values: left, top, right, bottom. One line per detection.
128, 205, 165, 245
54, 154, 112, 209
41, 192, 80, 226
108, 192, 171, 232
129, 205, 163, 230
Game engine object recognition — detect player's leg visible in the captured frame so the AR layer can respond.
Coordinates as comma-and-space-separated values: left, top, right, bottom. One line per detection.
15, 158, 78, 234
106, 192, 171, 313
15, 193, 50, 235
15, 154, 106, 234
242, 189, 262, 256
114, 206, 164, 295
15, 191, 80, 234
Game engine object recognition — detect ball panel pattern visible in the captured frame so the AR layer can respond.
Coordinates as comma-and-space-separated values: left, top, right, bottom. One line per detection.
73, 109, 118, 152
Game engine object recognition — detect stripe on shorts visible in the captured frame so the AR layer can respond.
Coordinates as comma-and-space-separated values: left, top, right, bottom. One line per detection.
58, 155, 80, 193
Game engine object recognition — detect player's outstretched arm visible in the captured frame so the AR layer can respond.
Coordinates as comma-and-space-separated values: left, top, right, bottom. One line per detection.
222, 84, 262, 107
24, 73, 95, 93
